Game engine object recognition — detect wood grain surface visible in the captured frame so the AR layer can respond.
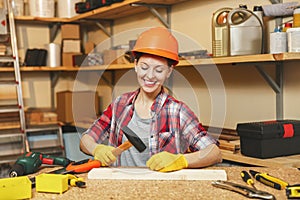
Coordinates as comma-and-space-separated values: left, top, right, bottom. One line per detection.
31, 167, 300, 200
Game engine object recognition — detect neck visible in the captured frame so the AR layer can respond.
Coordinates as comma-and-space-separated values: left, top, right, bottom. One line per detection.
137, 87, 162, 105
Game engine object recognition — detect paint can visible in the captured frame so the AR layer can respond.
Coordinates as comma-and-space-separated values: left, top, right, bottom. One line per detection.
287, 27, 300, 52
269, 29, 287, 54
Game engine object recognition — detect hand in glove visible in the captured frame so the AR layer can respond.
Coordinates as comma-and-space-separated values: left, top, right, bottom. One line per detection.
146, 151, 188, 172
92, 144, 116, 166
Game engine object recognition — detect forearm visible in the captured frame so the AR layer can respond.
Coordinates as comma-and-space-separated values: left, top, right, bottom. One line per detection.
184, 144, 222, 168
80, 134, 98, 155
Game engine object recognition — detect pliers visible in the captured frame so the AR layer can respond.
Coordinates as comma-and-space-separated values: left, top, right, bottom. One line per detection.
212, 180, 276, 200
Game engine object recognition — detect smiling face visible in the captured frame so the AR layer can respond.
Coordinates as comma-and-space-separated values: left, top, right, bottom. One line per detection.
135, 54, 173, 95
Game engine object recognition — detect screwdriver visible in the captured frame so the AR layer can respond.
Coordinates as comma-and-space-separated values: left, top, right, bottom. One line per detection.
249, 170, 289, 190
241, 170, 257, 190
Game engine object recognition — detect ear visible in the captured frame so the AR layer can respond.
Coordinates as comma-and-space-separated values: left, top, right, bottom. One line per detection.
134, 59, 137, 72
167, 66, 174, 78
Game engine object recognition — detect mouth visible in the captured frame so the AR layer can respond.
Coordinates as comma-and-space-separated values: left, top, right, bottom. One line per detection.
144, 79, 156, 87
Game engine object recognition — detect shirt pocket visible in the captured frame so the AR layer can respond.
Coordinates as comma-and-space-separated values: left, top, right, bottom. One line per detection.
158, 131, 177, 153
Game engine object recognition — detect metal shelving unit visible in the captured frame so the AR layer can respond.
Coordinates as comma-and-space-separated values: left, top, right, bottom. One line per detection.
0, 0, 27, 163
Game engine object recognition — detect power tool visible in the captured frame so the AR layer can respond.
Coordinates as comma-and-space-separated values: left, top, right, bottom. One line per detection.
9, 152, 71, 177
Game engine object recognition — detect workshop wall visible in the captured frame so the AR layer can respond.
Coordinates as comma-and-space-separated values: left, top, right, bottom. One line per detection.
84, 0, 300, 128
2, 0, 298, 129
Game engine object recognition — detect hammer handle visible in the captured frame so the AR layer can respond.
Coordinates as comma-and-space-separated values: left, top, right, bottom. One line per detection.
112, 140, 132, 157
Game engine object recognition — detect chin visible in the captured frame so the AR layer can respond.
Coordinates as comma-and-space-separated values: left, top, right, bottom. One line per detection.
141, 85, 160, 94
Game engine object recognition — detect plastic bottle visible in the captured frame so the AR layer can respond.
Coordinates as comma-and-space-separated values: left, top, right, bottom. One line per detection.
253, 6, 263, 25
282, 22, 292, 32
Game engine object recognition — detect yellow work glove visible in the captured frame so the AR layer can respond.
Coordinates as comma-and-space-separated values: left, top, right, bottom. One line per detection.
92, 144, 116, 166
146, 151, 188, 172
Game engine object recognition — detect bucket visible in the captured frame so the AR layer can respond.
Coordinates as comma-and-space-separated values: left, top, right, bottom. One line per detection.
57, 0, 81, 18
227, 8, 263, 56
29, 0, 55, 18
211, 7, 232, 57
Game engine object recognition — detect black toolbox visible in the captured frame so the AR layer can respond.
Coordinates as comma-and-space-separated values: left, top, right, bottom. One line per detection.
236, 120, 300, 158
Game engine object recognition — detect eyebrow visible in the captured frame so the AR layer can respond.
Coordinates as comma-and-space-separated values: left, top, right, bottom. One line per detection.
138, 62, 167, 68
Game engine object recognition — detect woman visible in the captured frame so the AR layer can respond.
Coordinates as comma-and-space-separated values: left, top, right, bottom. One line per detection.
80, 27, 222, 172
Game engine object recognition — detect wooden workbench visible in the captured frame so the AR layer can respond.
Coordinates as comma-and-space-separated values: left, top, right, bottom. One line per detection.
31, 167, 300, 200
221, 150, 300, 168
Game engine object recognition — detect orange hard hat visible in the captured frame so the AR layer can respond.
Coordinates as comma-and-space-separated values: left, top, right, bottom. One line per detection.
132, 27, 179, 66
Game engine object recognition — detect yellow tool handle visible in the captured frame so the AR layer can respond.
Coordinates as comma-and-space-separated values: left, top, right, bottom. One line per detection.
258, 173, 289, 189
241, 171, 254, 185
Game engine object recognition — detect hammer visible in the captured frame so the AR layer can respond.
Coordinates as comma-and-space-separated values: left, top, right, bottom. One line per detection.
111, 126, 147, 156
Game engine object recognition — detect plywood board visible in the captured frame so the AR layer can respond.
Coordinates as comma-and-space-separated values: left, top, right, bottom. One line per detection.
88, 168, 227, 181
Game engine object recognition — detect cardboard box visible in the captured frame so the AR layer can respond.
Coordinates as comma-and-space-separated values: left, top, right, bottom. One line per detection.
237, 120, 300, 158
56, 91, 99, 124
61, 24, 80, 39
62, 39, 81, 53
103, 49, 127, 65
85, 41, 95, 54
62, 53, 82, 67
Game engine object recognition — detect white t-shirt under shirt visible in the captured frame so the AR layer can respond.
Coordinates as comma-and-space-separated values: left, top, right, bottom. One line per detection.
120, 110, 151, 167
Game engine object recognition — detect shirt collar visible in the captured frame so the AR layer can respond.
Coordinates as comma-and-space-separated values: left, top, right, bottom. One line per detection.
127, 87, 169, 115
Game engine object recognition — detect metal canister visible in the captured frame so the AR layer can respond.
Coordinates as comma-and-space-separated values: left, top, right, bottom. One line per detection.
211, 7, 232, 57
293, 6, 300, 27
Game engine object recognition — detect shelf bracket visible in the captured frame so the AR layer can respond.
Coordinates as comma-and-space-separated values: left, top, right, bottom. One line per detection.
130, 3, 171, 28
49, 22, 61, 43
95, 20, 114, 47
254, 62, 283, 119
100, 71, 114, 89
50, 71, 61, 110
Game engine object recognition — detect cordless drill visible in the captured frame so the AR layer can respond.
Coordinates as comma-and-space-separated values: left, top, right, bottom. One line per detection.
9, 152, 71, 177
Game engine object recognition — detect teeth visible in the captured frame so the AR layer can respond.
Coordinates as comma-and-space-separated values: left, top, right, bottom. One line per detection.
145, 80, 155, 85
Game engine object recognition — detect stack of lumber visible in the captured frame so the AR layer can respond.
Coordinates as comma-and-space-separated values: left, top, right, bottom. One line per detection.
26, 107, 58, 126
0, 111, 20, 130
0, 44, 6, 55
204, 126, 240, 153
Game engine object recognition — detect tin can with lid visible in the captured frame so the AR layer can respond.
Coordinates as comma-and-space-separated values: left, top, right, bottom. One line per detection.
293, 7, 300, 27
287, 27, 300, 52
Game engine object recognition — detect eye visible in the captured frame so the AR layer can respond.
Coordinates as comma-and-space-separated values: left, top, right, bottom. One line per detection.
138, 64, 149, 70
141, 66, 148, 70
155, 69, 163, 73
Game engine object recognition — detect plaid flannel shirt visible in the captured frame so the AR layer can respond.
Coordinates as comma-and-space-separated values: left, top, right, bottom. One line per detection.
85, 88, 217, 165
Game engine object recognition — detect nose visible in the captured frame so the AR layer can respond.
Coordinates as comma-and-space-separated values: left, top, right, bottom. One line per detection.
146, 68, 155, 79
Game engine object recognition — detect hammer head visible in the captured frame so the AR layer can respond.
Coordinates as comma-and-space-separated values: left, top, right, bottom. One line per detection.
121, 126, 147, 152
